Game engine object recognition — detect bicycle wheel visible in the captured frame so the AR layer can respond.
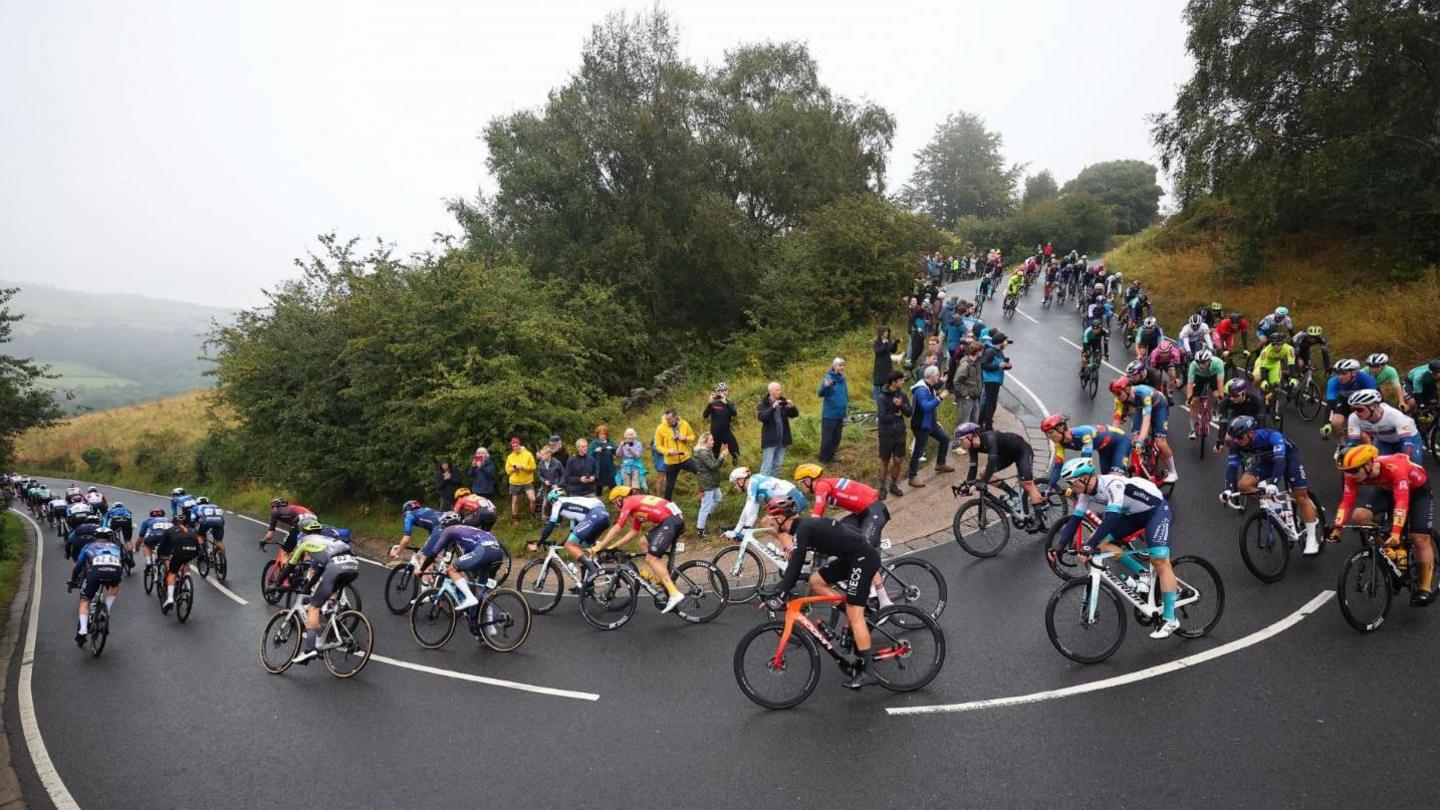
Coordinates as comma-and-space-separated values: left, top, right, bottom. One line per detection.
1045, 578, 1127, 663
517, 558, 565, 614
175, 576, 194, 623
1171, 555, 1225, 638
259, 611, 302, 674
261, 561, 284, 606
1238, 511, 1290, 583
1425, 420, 1440, 464
143, 563, 156, 595
1296, 378, 1322, 421
324, 611, 373, 678
88, 603, 108, 658
493, 545, 513, 586
476, 588, 532, 653
579, 567, 637, 631
672, 560, 728, 623
1082, 365, 1098, 399
196, 551, 210, 579
879, 557, 947, 620
711, 544, 769, 603
409, 588, 457, 649
383, 564, 417, 615
337, 584, 363, 632
869, 605, 946, 692
1043, 518, 1088, 581
733, 619, 822, 710
1337, 547, 1393, 633
953, 497, 1011, 558
214, 550, 228, 583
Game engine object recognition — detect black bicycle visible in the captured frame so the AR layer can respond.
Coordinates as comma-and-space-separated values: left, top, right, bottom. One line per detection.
1336, 522, 1438, 633
951, 481, 1072, 558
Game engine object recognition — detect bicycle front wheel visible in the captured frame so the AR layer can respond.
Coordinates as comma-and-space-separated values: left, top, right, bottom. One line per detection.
143, 563, 156, 595
260, 611, 302, 673
1337, 547, 1393, 633
1238, 511, 1290, 583
1172, 555, 1225, 638
324, 611, 373, 678
1425, 420, 1440, 464
1045, 578, 1127, 663
1082, 366, 1098, 399
383, 564, 417, 615
869, 605, 946, 692
879, 557, 947, 620
175, 576, 194, 623
733, 619, 821, 710
953, 497, 1011, 557
214, 550, 228, 583
579, 568, 637, 631
517, 558, 564, 614
672, 560, 728, 623
711, 544, 769, 603
1043, 518, 1087, 581
409, 588, 457, 649
477, 588, 532, 652
88, 604, 108, 658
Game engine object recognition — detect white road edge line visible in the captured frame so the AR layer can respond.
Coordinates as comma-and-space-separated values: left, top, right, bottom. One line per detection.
369, 653, 600, 702
10, 510, 81, 809
1015, 307, 1039, 324
999, 369, 1055, 459
888, 589, 1335, 717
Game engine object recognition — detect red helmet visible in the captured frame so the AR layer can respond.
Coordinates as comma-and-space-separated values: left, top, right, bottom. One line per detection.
765, 497, 799, 519
1040, 413, 1069, 433
1109, 378, 1131, 395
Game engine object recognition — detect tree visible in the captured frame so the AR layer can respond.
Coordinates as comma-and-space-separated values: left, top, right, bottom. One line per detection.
0, 288, 62, 469
901, 112, 1021, 228
1061, 160, 1162, 234
1022, 170, 1059, 208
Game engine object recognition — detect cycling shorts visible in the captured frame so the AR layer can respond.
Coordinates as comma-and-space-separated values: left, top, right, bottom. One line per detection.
141, 532, 165, 548
167, 549, 198, 574
311, 561, 359, 606
1101, 503, 1173, 559
462, 508, 498, 532
1129, 399, 1170, 438
839, 502, 891, 549
644, 515, 685, 557
1191, 376, 1220, 397
455, 545, 503, 578
1377, 436, 1424, 465
1355, 486, 1435, 535
195, 520, 225, 541
80, 566, 123, 599
1246, 453, 1309, 492
1097, 435, 1132, 474
569, 508, 611, 547
818, 544, 881, 607
110, 521, 134, 542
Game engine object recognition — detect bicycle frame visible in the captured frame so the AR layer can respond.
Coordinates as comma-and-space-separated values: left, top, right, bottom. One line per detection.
1082, 550, 1200, 623
535, 543, 586, 587
770, 594, 908, 668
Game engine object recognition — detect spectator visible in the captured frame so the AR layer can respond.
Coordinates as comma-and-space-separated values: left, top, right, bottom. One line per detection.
654, 407, 698, 500
564, 438, 599, 496
504, 436, 537, 523
616, 427, 647, 491
536, 447, 564, 497
434, 459, 460, 510
466, 446, 497, 499
590, 425, 617, 498
546, 434, 569, 466
873, 327, 899, 403
951, 341, 983, 427
701, 382, 740, 464
693, 432, 723, 538
906, 298, 926, 368
876, 370, 912, 499
978, 331, 1014, 430
907, 365, 955, 487
817, 357, 849, 463
757, 381, 799, 477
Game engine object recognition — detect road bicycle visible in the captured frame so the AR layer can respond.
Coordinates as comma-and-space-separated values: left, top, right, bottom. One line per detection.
578, 542, 728, 630
1259, 378, 1291, 433
68, 579, 111, 658
148, 557, 194, 623
194, 536, 228, 583
1336, 522, 1438, 633
259, 594, 373, 678
1041, 281, 1053, 309
409, 572, 532, 653
1235, 486, 1331, 583
1189, 391, 1214, 459
951, 480, 1071, 558
1002, 291, 1018, 320
1054, 278, 1068, 308
1044, 508, 1155, 581
1413, 402, 1440, 463
516, 541, 590, 613
1079, 350, 1100, 399
1290, 365, 1324, 422
383, 548, 453, 614
1045, 548, 1224, 663
1128, 440, 1176, 498
733, 594, 946, 710
1221, 349, 1252, 384
711, 527, 947, 620
844, 406, 878, 427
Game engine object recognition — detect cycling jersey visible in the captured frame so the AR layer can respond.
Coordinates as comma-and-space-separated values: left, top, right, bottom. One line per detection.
1048, 424, 1131, 486
1289, 332, 1330, 371
1187, 356, 1225, 383
102, 506, 133, 526
617, 494, 683, 530
733, 475, 807, 533
1225, 428, 1307, 491
1063, 474, 1171, 557
424, 524, 499, 559
1082, 325, 1106, 353
1335, 454, 1430, 538
1252, 343, 1295, 386
1404, 365, 1437, 403
538, 495, 608, 545
1347, 404, 1419, 445
771, 517, 878, 608
288, 535, 355, 568
1006, 275, 1025, 295
1176, 323, 1212, 354
158, 523, 200, 561
808, 477, 878, 516
453, 493, 496, 517
84, 491, 107, 511
1149, 343, 1182, 369
1135, 326, 1164, 355
66, 502, 93, 522
72, 539, 124, 598
1256, 314, 1293, 341
190, 503, 225, 525
964, 430, 1036, 483
1325, 371, 1378, 406
1371, 364, 1400, 389
138, 516, 174, 545
66, 523, 98, 558
1213, 317, 1249, 350
403, 507, 442, 536
1115, 384, 1169, 438
267, 504, 315, 531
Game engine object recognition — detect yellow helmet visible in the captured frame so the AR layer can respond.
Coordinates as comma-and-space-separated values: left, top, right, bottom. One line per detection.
453, 487, 472, 499
793, 463, 823, 483
607, 485, 632, 503
1338, 444, 1379, 472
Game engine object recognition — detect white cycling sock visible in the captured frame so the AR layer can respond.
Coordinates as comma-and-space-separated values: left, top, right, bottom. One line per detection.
78, 614, 88, 634
1305, 520, 1319, 538
875, 587, 893, 608
104, 595, 115, 609
166, 584, 174, 600
455, 577, 476, 604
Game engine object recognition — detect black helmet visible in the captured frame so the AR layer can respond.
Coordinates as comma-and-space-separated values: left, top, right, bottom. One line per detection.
438, 511, 462, 527
270, 498, 288, 509
1429, 358, 1440, 375
1227, 415, 1258, 438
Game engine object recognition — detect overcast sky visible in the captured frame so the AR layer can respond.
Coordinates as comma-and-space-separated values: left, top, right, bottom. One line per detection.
1, 0, 1191, 308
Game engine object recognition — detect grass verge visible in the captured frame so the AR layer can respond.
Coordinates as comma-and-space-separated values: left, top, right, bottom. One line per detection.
0, 512, 29, 631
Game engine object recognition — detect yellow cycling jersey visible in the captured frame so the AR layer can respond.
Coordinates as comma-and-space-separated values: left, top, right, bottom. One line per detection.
1252, 343, 1295, 384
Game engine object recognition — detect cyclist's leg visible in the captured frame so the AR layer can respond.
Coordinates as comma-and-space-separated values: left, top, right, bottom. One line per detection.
644, 517, 684, 593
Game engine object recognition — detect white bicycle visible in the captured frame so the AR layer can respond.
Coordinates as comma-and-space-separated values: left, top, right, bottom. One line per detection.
516, 541, 591, 613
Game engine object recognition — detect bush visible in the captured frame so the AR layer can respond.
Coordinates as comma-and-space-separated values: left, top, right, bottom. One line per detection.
131, 429, 193, 486
79, 447, 121, 475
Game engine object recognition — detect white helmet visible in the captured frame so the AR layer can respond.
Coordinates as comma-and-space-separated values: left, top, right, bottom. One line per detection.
1334, 358, 1361, 373
1143, 317, 1158, 328
728, 466, 751, 484
1366, 353, 1389, 367
1347, 389, 1383, 408
1196, 349, 1213, 363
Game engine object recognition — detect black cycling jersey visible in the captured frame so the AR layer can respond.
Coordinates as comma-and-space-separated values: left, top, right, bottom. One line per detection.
1289, 333, 1331, 372
701, 398, 737, 435
771, 517, 867, 596
965, 430, 1035, 483
1219, 389, 1266, 426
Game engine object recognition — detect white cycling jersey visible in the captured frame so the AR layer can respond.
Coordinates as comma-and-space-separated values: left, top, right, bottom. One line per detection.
1347, 403, 1418, 444
547, 495, 604, 524
733, 474, 806, 533
1074, 474, 1165, 517
1177, 322, 1213, 352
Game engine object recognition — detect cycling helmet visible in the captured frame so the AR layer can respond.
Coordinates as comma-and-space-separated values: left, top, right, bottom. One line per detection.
1142, 317, 1157, 328
112, 502, 124, 510
401, 499, 422, 513
1428, 358, 1440, 375
1039, 413, 1069, 433
764, 496, 799, 520
1210, 301, 1222, 311
297, 517, 324, 534
83, 513, 101, 524
607, 486, 633, 503
437, 511, 462, 527
1138, 293, 1150, 303
1227, 415, 1257, 438
1334, 358, 1360, 373
1305, 325, 1323, 337
793, 463, 823, 483
1109, 378, 1131, 395
1081, 254, 1088, 260
714, 382, 729, 392
1274, 306, 1289, 318
1347, 389, 1383, 408
196, 496, 210, 505
270, 498, 289, 509
453, 487, 472, 500
1196, 349, 1213, 363
149, 509, 165, 518
171, 488, 185, 496
93, 526, 113, 538
1366, 353, 1389, 367
1125, 359, 1147, 376
1225, 378, 1249, 396
728, 466, 751, 485
1058, 458, 1097, 481
1188, 314, 1201, 327
545, 487, 565, 505
953, 422, 982, 440
1338, 444, 1379, 472
86, 486, 98, 493
1093, 283, 1104, 293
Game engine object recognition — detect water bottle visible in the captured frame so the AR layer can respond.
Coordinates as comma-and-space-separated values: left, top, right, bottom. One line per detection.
1395, 548, 1409, 571
765, 542, 782, 559
1137, 574, 1152, 595
565, 561, 578, 578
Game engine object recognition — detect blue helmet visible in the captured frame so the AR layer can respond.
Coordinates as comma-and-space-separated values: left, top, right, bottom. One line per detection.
1227, 415, 1258, 438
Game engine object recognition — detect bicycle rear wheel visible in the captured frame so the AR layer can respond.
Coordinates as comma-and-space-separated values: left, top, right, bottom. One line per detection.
1172, 555, 1225, 638
953, 497, 1011, 557
1043, 518, 1088, 581
409, 588, 457, 649
143, 563, 156, 595
869, 605, 945, 692
1337, 547, 1393, 633
711, 544, 769, 603
383, 564, 418, 615
517, 558, 564, 614
1046, 578, 1127, 663
493, 545, 513, 586
672, 560, 728, 623
196, 551, 210, 579
476, 588, 532, 652
324, 611, 373, 678
733, 619, 821, 710
1082, 365, 1098, 399
88, 603, 108, 658
261, 561, 285, 606
579, 567, 637, 631
878, 557, 947, 620
175, 576, 194, 623
1238, 512, 1290, 583
214, 550, 228, 583
1296, 378, 1322, 421
259, 611, 302, 673
1425, 419, 1440, 464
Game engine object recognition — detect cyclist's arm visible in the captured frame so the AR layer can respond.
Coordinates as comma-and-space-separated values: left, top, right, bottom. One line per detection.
1390, 479, 1412, 540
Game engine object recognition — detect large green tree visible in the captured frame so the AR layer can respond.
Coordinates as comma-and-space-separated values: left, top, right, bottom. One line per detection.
0, 288, 62, 469
901, 111, 1021, 228
1021, 170, 1059, 208
1061, 160, 1162, 234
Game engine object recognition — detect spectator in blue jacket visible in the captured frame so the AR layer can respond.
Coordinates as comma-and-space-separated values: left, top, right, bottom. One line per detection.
466, 447, 497, 499
978, 331, 1013, 431
906, 365, 955, 487
817, 357, 850, 462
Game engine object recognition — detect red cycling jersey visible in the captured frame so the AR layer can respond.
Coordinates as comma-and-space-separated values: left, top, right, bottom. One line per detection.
1213, 317, 1249, 350
268, 504, 314, 531
1336, 454, 1428, 537
617, 494, 682, 530
453, 493, 495, 515
808, 477, 879, 517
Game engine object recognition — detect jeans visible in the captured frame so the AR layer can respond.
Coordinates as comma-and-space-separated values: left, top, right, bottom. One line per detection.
979, 381, 1002, 430
697, 488, 723, 530
662, 458, 699, 501
908, 424, 950, 478
954, 394, 979, 427
760, 444, 787, 477
819, 418, 844, 462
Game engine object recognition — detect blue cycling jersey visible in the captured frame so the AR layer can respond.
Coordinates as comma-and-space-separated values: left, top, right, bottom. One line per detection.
139, 516, 174, 540
190, 504, 225, 524
403, 507, 442, 535
425, 524, 498, 558
103, 507, 133, 526
1226, 428, 1291, 487
1324, 371, 1377, 404
76, 540, 123, 569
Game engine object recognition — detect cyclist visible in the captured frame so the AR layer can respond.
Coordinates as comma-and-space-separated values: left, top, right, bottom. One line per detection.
1213, 312, 1250, 354
102, 501, 135, 568
137, 509, 172, 571
46, 495, 68, 530
157, 511, 200, 614
1125, 358, 1168, 396
168, 487, 187, 516
953, 422, 1049, 529
534, 488, 610, 588
262, 498, 316, 555
83, 486, 108, 513
1128, 292, 1153, 326
1345, 389, 1423, 464
1328, 445, 1435, 605
1042, 415, 1131, 483
726, 466, 808, 547
1042, 261, 1059, 301
1110, 377, 1178, 483
591, 487, 687, 613
1105, 267, 1123, 298
1196, 301, 1224, 329
1134, 317, 1164, 361
1185, 349, 1225, 440
1149, 338, 1185, 401
1080, 318, 1108, 371
1402, 359, 1440, 414
1366, 353, 1405, 408
1004, 269, 1025, 302
390, 499, 443, 558
1220, 416, 1322, 552
189, 496, 227, 561
1255, 306, 1293, 348
1085, 290, 1112, 330
412, 511, 503, 612
1251, 336, 1296, 395
1290, 325, 1331, 380
1056, 457, 1181, 639
452, 487, 499, 531
1177, 314, 1213, 359
65, 513, 100, 562
285, 519, 362, 665
794, 463, 893, 608
756, 500, 881, 689
68, 526, 123, 647
65, 500, 94, 538
1321, 359, 1377, 440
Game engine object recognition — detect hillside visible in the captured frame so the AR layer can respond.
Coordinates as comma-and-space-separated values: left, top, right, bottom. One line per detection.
3, 280, 236, 412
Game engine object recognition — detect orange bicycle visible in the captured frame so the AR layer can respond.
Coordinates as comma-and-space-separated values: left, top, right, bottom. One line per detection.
733, 593, 945, 709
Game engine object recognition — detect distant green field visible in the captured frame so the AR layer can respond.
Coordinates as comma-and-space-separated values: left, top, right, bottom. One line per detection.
37, 361, 138, 389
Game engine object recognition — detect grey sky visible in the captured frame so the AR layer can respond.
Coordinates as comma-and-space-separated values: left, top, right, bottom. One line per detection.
1, 0, 1190, 308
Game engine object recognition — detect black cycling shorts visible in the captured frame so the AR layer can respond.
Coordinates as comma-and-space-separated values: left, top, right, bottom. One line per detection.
818, 544, 881, 607
839, 502, 891, 549
1192, 376, 1220, 397
645, 515, 685, 557
1013, 447, 1035, 482
462, 509, 498, 532
1356, 486, 1436, 535
81, 566, 122, 599
111, 522, 134, 542
196, 520, 225, 541
167, 549, 198, 574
